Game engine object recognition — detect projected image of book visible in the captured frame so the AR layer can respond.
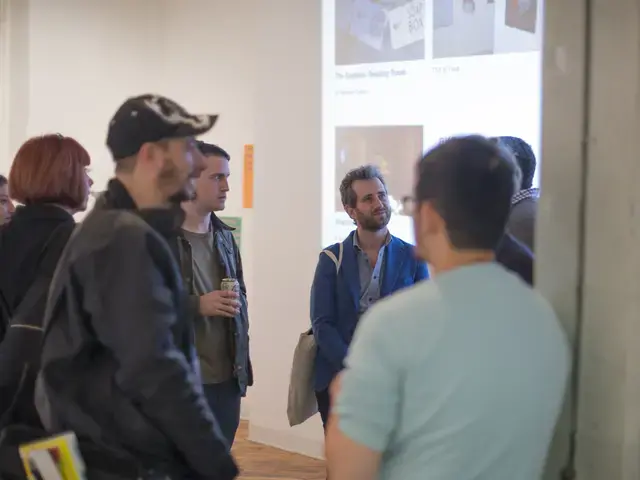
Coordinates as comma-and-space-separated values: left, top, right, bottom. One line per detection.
335, 0, 426, 66
334, 125, 423, 212
433, 0, 453, 28
505, 0, 537, 34
432, 0, 496, 59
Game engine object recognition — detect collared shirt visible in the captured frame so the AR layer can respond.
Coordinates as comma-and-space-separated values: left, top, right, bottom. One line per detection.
512, 187, 539, 206
353, 231, 392, 314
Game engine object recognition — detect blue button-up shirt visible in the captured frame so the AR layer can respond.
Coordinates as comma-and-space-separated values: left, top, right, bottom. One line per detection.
353, 232, 392, 314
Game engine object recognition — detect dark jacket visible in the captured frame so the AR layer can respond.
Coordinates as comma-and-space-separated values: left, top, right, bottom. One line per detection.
35, 179, 238, 480
173, 215, 252, 395
496, 233, 534, 286
0, 204, 74, 428
310, 231, 429, 391
508, 196, 537, 252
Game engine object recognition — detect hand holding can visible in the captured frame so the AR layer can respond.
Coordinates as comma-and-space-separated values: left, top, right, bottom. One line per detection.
221, 277, 240, 294
198, 279, 240, 317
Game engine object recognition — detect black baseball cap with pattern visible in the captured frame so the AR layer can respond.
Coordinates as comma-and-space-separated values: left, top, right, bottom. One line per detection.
106, 94, 218, 160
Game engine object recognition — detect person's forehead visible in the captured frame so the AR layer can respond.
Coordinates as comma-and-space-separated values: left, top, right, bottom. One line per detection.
353, 178, 384, 196
203, 154, 230, 172
0, 185, 8, 196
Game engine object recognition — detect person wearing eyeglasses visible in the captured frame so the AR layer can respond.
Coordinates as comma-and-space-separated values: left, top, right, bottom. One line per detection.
325, 136, 568, 480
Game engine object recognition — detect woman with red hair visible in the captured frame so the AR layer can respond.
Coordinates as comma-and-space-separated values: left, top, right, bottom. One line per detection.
0, 134, 92, 429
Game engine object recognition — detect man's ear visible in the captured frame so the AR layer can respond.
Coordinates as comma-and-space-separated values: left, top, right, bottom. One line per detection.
137, 142, 157, 165
344, 205, 356, 221
421, 202, 443, 235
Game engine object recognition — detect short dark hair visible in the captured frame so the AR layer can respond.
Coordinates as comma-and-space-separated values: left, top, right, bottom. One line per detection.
495, 136, 536, 189
488, 137, 522, 194
9, 134, 91, 209
196, 141, 230, 160
0, 175, 7, 187
339, 164, 387, 208
415, 135, 515, 251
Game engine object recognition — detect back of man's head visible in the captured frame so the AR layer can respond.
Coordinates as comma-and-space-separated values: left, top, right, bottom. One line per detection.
495, 136, 536, 190
415, 135, 516, 252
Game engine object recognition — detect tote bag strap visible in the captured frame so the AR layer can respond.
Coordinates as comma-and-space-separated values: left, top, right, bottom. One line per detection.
322, 241, 343, 274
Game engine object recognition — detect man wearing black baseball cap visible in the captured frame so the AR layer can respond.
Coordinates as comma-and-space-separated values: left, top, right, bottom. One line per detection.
35, 94, 239, 479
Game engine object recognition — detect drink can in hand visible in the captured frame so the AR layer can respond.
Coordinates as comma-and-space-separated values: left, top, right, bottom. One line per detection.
221, 277, 240, 294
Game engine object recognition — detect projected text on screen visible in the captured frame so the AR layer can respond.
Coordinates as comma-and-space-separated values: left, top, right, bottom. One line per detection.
323, 0, 543, 246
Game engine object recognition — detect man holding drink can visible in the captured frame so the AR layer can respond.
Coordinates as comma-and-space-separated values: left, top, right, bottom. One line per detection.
176, 141, 252, 447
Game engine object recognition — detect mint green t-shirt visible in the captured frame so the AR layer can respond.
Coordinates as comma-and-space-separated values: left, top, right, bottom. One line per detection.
335, 263, 569, 480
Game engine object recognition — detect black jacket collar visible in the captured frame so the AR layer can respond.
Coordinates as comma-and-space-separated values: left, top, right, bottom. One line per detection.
10, 203, 74, 223
211, 213, 234, 231
98, 178, 185, 238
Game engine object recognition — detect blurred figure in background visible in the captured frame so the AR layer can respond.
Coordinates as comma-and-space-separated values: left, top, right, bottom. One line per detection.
496, 228, 534, 286
178, 141, 252, 447
0, 134, 92, 428
311, 164, 428, 430
326, 136, 568, 480
491, 138, 534, 286
0, 175, 15, 225
496, 136, 538, 251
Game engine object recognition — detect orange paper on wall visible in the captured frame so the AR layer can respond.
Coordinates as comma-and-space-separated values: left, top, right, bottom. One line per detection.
243, 144, 254, 209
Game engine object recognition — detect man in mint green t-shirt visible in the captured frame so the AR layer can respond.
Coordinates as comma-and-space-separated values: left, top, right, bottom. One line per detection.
325, 136, 569, 480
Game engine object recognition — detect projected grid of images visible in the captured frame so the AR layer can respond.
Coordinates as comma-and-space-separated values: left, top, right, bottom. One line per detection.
505, 0, 538, 34
334, 0, 541, 64
335, 0, 426, 66
326, 0, 543, 244
334, 125, 423, 214
432, 0, 540, 58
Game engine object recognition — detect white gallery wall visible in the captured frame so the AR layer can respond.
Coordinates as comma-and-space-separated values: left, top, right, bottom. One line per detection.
250, 0, 324, 458
1, 0, 165, 188
0, 0, 257, 216
0, 0, 325, 458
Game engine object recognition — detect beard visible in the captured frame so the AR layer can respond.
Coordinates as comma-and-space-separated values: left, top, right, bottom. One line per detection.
168, 191, 191, 205
167, 185, 195, 205
355, 206, 391, 232
159, 156, 197, 205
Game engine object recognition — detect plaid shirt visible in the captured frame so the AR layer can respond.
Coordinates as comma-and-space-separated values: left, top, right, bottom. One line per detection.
512, 187, 539, 206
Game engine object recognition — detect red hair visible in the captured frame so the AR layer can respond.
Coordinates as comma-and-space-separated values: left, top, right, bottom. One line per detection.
9, 134, 91, 209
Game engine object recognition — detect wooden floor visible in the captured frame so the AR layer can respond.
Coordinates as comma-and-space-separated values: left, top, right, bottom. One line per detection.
232, 421, 325, 480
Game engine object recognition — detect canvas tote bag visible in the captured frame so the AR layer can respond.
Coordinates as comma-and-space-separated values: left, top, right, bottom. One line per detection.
287, 242, 343, 427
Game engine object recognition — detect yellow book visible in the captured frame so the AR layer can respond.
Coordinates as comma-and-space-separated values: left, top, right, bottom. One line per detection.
19, 432, 86, 480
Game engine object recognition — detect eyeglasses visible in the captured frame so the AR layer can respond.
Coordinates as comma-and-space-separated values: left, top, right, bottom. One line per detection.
401, 195, 416, 216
